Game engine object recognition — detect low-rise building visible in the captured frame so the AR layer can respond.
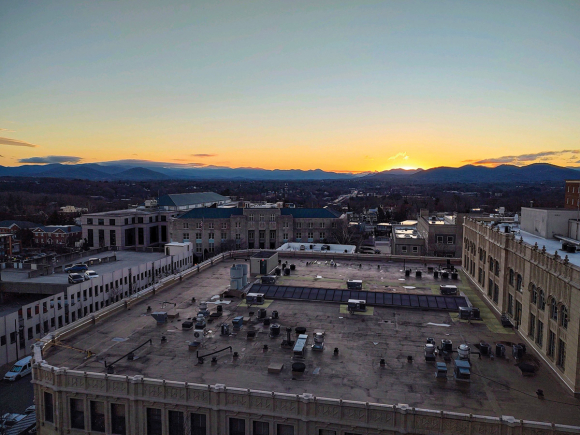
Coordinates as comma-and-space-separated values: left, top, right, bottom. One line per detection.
32, 225, 82, 247
169, 207, 344, 256
391, 226, 424, 256
81, 208, 174, 250
417, 209, 465, 257
157, 192, 230, 211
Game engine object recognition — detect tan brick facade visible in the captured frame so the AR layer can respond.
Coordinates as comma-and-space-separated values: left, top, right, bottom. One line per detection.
463, 218, 580, 395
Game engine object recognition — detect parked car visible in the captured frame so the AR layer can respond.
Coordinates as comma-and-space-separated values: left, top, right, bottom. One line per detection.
68, 273, 86, 284
84, 270, 99, 280
64, 263, 88, 273
3, 356, 33, 381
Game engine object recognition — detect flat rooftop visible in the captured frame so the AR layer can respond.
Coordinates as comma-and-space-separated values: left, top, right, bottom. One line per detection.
43, 259, 580, 426
1, 250, 168, 285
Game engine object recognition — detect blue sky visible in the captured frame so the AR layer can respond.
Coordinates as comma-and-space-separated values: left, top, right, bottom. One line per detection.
1, 1, 579, 171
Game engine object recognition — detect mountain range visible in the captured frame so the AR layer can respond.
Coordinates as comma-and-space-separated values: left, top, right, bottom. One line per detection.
0, 162, 578, 183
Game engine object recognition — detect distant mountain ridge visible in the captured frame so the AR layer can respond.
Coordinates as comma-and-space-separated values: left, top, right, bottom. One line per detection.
0, 162, 577, 182
366, 163, 579, 183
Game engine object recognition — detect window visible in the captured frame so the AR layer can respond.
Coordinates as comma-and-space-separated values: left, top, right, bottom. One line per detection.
488, 278, 493, 297
248, 230, 255, 240
147, 408, 163, 435
222, 222, 227, 229
308, 222, 313, 228
489, 257, 493, 271
259, 215, 265, 222
550, 300, 558, 321
44, 391, 54, 423
197, 222, 202, 229
183, 223, 189, 229
307, 231, 313, 240
296, 222, 302, 229
558, 339, 566, 368
87, 218, 93, 225
235, 222, 241, 228
70, 398, 85, 429
495, 260, 500, 276
249, 214, 254, 222
401, 246, 408, 253
196, 232, 202, 240
516, 274, 522, 292
221, 232, 227, 241
320, 222, 325, 228
270, 214, 276, 222
531, 285, 537, 305
319, 430, 337, 435
296, 232, 301, 240
507, 293, 513, 315
529, 313, 536, 338
493, 284, 499, 303
436, 236, 443, 243
109, 219, 116, 226
447, 236, 453, 244
561, 305, 568, 329
183, 233, 190, 241
412, 246, 418, 253
270, 230, 276, 239
235, 233, 240, 240
536, 320, 544, 347
332, 222, 337, 229
190, 413, 207, 435
208, 232, 215, 240
208, 222, 214, 229
547, 330, 556, 357
91, 401, 106, 432
259, 230, 265, 240
229, 417, 245, 435
320, 232, 325, 240
110, 229, 116, 246
253, 421, 269, 435
283, 233, 288, 240
196, 243, 202, 253
508, 269, 514, 286
277, 425, 294, 435
538, 290, 546, 310
168, 410, 185, 435
111, 403, 126, 435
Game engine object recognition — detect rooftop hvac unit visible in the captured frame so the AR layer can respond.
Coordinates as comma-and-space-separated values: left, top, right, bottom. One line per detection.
182, 320, 194, 330
425, 343, 436, 361
312, 331, 325, 351
458, 344, 471, 360
246, 293, 265, 305
232, 316, 244, 330
440, 285, 458, 295
347, 280, 363, 290
151, 312, 168, 324
261, 275, 276, 285
195, 314, 206, 330
347, 299, 366, 312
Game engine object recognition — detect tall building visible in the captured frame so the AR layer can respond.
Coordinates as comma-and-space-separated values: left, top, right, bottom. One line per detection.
416, 209, 464, 257
462, 209, 580, 396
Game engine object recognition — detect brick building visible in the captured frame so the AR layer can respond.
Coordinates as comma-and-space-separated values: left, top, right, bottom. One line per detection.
169, 208, 344, 256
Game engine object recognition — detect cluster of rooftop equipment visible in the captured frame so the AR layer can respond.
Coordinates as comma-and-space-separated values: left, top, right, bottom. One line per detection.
403, 259, 459, 280
419, 337, 529, 382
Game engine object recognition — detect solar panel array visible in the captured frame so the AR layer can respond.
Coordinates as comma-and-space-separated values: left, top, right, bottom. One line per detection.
249, 284, 468, 311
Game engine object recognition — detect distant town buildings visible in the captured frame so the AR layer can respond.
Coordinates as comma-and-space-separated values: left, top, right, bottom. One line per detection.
417, 209, 464, 257
565, 179, 580, 210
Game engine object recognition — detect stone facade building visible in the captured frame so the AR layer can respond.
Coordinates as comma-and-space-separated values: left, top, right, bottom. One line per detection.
463, 216, 580, 396
169, 208, 344, 256
416, 209, 464, 257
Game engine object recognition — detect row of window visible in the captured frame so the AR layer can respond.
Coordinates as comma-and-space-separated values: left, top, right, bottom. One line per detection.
87, 215, 167, 226
529, 314, 566, 368
183, 220, 337, 229
530, 285, 568, 329
43, 394, 361, 435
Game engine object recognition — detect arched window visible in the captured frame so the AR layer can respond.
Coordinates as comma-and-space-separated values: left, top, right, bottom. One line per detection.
530, 284, 537, 305
509, 269, 514, 286
550, 299, 558, 321
516, 274, 522, 292
495, 260, 500, 276
489, 256, 493, 271
538, 289, 546, 311
560, 306, 568, 329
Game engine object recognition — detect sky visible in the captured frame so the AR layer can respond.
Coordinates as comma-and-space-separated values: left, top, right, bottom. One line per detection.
1, 1, 579, 173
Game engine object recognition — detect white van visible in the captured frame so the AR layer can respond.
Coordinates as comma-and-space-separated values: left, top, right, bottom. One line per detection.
3, 356, 32, 381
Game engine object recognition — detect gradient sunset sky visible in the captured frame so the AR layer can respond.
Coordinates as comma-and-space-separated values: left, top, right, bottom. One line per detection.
1, 1, 579, 172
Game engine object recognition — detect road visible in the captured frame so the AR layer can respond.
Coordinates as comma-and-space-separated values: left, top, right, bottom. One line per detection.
0, 362, 34, 416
